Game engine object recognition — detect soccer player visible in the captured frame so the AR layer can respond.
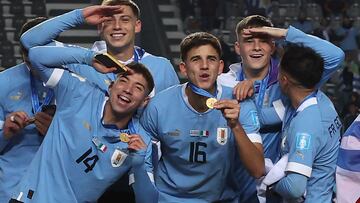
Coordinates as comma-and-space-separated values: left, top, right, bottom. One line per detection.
9, 45, 156, 203
140, 32, 264, 202
336, 114, 360, 203
20, 0, 179, 97
0, 17, 56, 203
272, 43, 341, 202
217, 15, 344, 202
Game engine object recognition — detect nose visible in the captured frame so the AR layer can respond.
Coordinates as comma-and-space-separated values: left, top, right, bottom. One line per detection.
200, 59, 209, 70
252, 40, 261, 51
113, 18, 122, 30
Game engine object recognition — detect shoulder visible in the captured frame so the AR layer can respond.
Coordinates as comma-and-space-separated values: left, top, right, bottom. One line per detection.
142, 53, 173, 67
0, 63, 28, 89
150, 84, 182, 103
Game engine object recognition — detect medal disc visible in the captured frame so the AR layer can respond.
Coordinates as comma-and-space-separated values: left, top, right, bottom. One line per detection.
120, 133, 130, 143
206, 98, 217, 109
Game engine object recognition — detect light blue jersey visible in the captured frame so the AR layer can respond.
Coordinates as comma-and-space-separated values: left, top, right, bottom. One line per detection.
218, 26, 345, 202
0, 64, 53, 202
20, 9, 179, 96
140, 83, 260, 202
11, 46, 153, 203
280, 91, 341, 202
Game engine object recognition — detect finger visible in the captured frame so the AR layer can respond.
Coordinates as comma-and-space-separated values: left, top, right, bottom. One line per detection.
34, 120, 47, 136
128, 136, 146, 147
35, 112, 52, 123
12, 115, 27, 129
15, 112, 29, 122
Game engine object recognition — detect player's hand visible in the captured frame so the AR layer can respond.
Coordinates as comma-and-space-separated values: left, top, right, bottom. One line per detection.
92, 60, 117, 73
213, 99, 240, 128
127, 134, 147, 151
82, 5, 123, 25
34, 112, 54, 136
233, 80, 255, 101
242, 26, 288, 39
3, 111, 31, 139
128, 134, 147, 167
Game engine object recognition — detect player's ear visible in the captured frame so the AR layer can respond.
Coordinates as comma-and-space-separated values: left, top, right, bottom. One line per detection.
140, 96, 151, 108
179, 62, 188, 78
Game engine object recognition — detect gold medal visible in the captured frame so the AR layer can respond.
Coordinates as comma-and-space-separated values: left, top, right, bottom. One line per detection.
120, 133, 130, 143
206, 98, 217, 109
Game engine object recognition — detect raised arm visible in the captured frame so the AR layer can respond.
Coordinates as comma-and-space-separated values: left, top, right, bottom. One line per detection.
20, 5, 122, 50
246, 26, 345, 87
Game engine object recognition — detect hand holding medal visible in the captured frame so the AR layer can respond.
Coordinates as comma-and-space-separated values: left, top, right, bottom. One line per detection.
212, 99, 240, 129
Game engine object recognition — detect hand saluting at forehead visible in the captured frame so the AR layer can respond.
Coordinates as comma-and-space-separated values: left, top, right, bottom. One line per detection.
82, 5, 124, 25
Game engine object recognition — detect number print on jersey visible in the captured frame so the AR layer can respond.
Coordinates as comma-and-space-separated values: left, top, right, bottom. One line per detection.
189, 142, 207, 163
76, 147, 99, 173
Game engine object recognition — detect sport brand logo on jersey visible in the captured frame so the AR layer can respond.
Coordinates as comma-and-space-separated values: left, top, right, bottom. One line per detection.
111, 149, 128, 167
217, 128, 228, 145
10, 91, 23, 101
167, 129, 181, 136
296, 133, 311, 150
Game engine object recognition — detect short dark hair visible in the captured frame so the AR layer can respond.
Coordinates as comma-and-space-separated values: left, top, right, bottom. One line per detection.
236, 15, 273, 40
20, 17, 48, 55
280, 43, 324, 89
118, 62, 154, 94
102, 0, 140, 19
180, 32, 222, 61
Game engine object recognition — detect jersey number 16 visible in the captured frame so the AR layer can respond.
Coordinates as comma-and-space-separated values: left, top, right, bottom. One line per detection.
189, 142, 207, 163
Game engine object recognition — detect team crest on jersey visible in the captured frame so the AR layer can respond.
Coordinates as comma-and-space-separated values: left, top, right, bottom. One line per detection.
296, 133, 311, 150
111, 149, 128, 167
217, 128, 228, 145
10, 91, 23, 101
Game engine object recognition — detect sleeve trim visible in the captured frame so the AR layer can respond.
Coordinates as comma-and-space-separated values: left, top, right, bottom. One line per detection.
0, 120, 4, 130
273, 99, 285, 121
46, 68, 64, 87
286, 162, 312, 177
247, 133, 262, 144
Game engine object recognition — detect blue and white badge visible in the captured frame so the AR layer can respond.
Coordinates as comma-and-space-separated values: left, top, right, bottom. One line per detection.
250, 110, 260, 128
296, 133, 311, 150
217, 128, 228, 145
111, 148, 128, 167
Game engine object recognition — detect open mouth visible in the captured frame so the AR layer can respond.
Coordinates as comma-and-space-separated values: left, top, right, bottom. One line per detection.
250, 53, 264, 59
117, 94, 131, 103
110, 33, 126, 39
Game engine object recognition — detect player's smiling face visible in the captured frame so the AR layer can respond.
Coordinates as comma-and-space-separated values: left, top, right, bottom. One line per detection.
109, 73, 149, 115
99, 5, 141, 53
179, 44, 224, 93
235, 30, 275, 72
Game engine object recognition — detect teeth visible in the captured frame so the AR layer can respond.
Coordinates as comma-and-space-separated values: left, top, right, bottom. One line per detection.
112, 33, 124, 38
119, 95, 130, 102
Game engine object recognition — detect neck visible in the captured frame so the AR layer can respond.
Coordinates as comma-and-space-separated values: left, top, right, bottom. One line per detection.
242, 64, 269, 81
108, 45, 135, 62
103, 101, 133, 129
186, 85, 211, 113
288, 87, 315, 109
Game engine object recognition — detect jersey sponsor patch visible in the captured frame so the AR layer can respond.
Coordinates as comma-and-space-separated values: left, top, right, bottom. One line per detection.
250, 110, 260, 128
217, 128, 228, 145
111, 149, 127, 167
296, 133, 311, 150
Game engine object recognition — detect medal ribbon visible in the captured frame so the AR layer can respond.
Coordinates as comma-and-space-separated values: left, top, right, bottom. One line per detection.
30, 74, 54, 114
236, 59, 278, 108
103, 119, 137, 143
188, 83, 217, 99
